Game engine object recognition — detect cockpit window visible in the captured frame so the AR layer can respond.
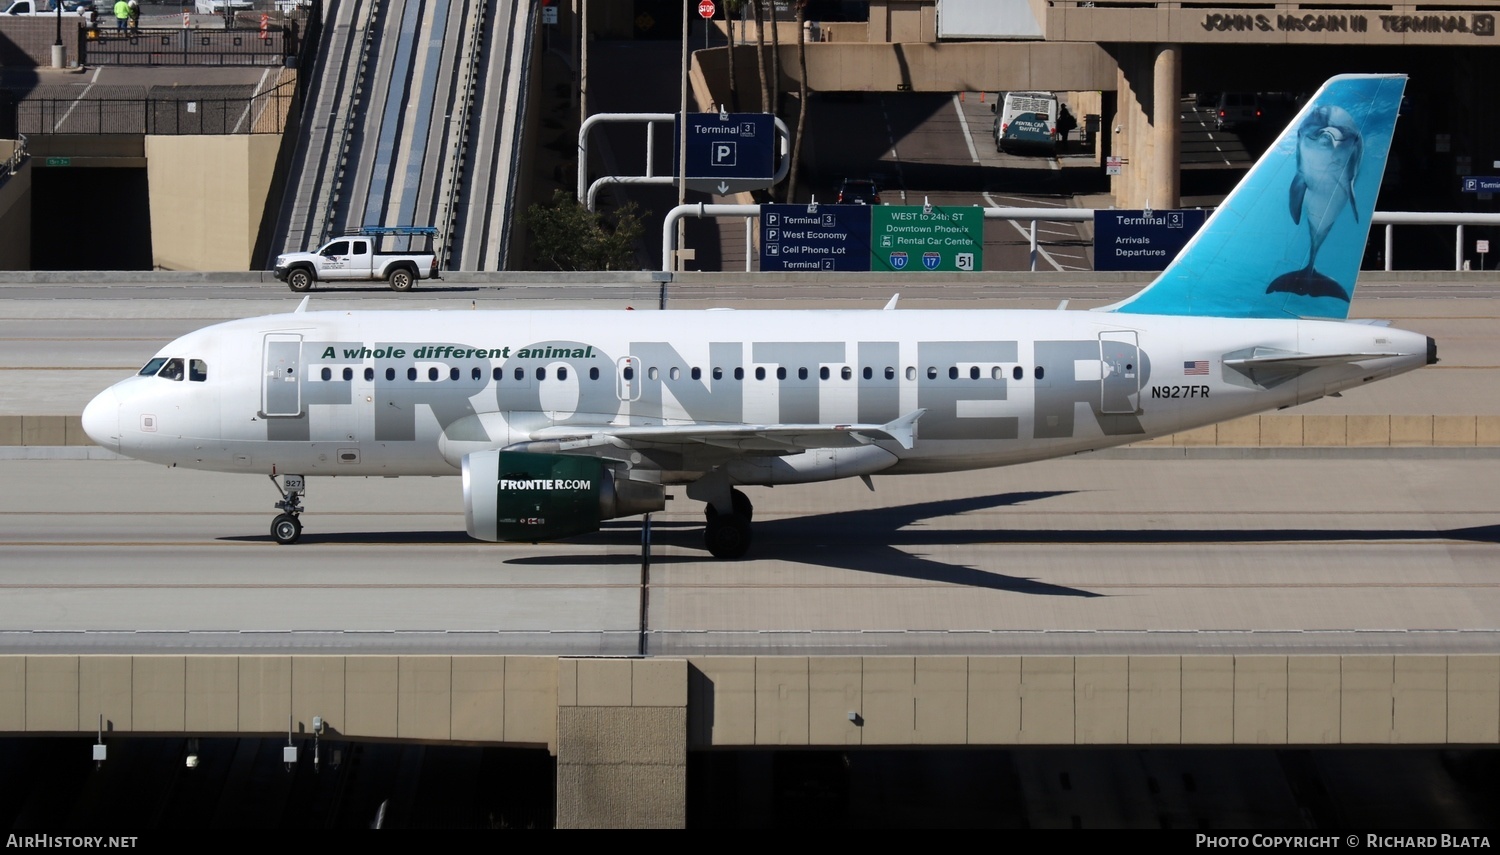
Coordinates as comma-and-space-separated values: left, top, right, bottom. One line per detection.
159, 358, 185, 381
138, 357, 167, 377
189, 359, 208, 382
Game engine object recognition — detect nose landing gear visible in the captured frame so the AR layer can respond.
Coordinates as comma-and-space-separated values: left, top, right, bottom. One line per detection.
270, 474, 306, 545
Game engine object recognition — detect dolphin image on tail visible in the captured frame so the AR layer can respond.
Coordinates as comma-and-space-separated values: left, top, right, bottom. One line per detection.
1268, 105, 1364, 300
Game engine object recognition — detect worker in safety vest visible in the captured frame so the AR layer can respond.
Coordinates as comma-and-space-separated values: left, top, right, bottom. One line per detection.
112, 0, 129, 30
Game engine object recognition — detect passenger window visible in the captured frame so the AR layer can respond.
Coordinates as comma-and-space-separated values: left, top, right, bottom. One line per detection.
691, 367, 701, 380
428, 367, 439, 381
589, 367, 600, 380
623, 366, 634, 381
734, 367, 744, 380
138, 358, 167, 377
648, 367, 659, 380
862, 367, 872, 380
777, 367, 787, 380
755, 367, 766, 381
386, 368, 396, 381
798, 368, 808, 380
927, 367, 937, 380
948, 367, 958, 380
365, 367, 374, 381
321, 367, 331, 381
970, 366, 980, 380
341, 367, 352, 381
885, 367, 896, 380
493, 367, 502, 381
905, 367, 916, 381
472, 367, 481, 381
991, 366, 1002, 380
536, 367, 547, 381
670, 367, 680, 380
820, 367, 830, 380
558, 366, 569, 380
1013, 366, 1023, 380
712, 367, 722, 380
191, 359, 209, 382
407, 367, 417, 381
841, 367, 851, 380
450, 367, 460, 381
1036, 366, 1045, 380
515, 367, 525, 381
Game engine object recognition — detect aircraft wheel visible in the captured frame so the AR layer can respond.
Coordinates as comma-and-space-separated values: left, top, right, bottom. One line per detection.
731, 488, 753, 521
287, 268, 314, 292
271, 513, 302, 545
704, 513, 751, 560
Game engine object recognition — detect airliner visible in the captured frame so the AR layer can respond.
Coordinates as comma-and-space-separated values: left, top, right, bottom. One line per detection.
82, 74, 1433, 558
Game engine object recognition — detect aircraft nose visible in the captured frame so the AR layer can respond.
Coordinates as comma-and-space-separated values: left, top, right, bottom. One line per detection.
81, 386, 120, 451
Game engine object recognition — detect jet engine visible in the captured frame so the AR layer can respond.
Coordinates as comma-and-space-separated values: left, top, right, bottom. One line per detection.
462, 450, 665, 542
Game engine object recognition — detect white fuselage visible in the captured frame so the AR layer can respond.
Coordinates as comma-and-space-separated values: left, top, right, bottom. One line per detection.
82, 308, 1430, 484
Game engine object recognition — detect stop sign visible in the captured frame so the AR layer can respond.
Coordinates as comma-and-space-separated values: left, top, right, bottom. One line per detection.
698, 0, 715, 18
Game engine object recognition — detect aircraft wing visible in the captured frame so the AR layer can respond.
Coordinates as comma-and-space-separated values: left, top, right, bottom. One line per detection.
523, 410, 925, 454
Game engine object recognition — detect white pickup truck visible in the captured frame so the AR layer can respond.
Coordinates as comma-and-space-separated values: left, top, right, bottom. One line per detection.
273, 227, 441, 292
2, 0, 92, 16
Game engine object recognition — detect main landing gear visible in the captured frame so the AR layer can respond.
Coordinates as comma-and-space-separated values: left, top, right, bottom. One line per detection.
270, 474, 306, 545
702, 488, 754, 560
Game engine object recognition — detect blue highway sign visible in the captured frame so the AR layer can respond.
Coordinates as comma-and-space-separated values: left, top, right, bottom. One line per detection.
1094, 209, 1208, 271
1461, 176, 1500, 193
759, 204, 872, 272
675, 113, 777, 195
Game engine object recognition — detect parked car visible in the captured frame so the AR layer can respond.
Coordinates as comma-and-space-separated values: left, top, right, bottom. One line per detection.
836, 178, 880, 205
1214, 92, 1263, 132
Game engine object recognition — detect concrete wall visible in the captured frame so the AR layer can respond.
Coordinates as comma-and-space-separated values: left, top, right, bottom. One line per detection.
6, 654, 1494, 749
144, 134, 281, 271
0, 153, 31, 270
694, 41, 1115, 108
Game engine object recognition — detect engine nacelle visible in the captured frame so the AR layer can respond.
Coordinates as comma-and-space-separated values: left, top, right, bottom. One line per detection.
462, 450, 665, 542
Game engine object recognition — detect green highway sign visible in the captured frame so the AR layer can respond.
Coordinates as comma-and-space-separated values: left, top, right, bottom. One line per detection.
870, 206, 983, 272
45, 157, 71, 167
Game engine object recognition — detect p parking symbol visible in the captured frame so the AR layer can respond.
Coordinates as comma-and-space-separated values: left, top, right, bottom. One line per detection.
713, 142, 738, 167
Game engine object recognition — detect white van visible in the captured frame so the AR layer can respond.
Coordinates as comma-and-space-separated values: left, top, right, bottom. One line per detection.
194, 0, 252, 13
993, 91, 1058, 154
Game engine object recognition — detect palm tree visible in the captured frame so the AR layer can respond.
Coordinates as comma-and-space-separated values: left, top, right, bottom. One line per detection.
720, 0, 744, 111
749, 0, 769, 112
787, 0, 809, 201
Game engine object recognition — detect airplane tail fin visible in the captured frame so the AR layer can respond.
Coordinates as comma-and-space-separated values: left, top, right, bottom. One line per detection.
1104, 74, 1406, 320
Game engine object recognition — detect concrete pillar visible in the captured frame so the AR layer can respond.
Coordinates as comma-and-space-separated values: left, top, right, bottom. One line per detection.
1151, 43, 1182, 210
554, 659, 687, 828
1109, 43, 1182, 210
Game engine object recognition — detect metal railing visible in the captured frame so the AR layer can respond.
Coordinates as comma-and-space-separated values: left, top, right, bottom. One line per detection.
659, 204, 1500, 273
17, 81, 295, 135
79, 26, 290, 67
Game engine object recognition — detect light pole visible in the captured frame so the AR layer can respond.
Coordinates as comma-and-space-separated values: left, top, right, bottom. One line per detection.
51, 1, 65, 68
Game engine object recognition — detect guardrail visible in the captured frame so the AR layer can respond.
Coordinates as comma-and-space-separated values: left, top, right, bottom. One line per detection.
79, 26, 291, 67
17, 80, 295, 135
660, 204, 1500, 273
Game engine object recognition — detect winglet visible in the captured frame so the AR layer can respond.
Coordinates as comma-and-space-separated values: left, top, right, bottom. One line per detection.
294, 295, 310, 314
872, 409, 925, 450
883, 293, 900, 310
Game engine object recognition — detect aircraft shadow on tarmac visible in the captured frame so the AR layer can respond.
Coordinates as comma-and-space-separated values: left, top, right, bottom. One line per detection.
226, 492, 1500, 600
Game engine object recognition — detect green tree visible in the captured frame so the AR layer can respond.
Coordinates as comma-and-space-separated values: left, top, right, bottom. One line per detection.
523, 190, 645, 271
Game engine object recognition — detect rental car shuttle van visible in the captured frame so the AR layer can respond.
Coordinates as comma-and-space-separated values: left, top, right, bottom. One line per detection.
994, 91, 1059, 154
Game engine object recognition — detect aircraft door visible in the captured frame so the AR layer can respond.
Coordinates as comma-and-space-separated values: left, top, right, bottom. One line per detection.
616, 356, 642, 402
262, 333, 304, 417
1099, 331, 1141, 414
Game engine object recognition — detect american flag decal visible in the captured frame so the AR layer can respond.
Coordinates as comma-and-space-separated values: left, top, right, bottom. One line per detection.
1184, 360, 1209, 375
